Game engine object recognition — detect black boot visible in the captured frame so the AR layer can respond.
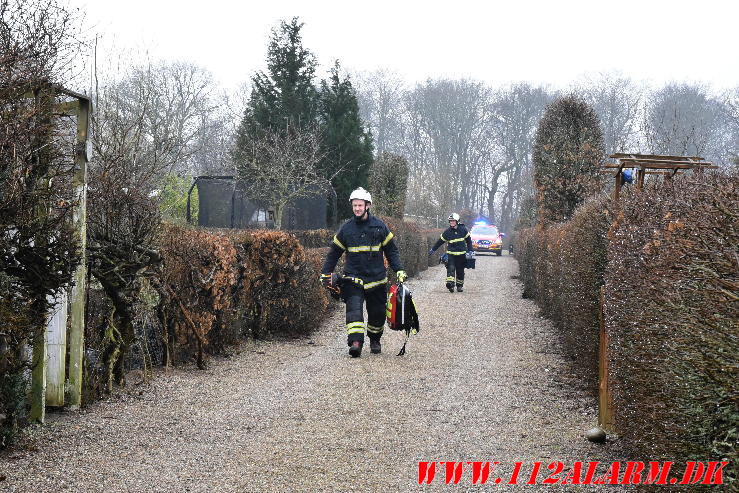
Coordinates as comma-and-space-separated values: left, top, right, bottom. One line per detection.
349, 341, 362, 358
447, 283, 455, 293
370, 338, 381, 354
456, 285, 464, 292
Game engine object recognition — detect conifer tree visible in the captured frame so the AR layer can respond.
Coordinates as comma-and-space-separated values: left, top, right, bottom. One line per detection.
318, 62, 374, 220
368, 152, 409, 218
234, 17, 318, 150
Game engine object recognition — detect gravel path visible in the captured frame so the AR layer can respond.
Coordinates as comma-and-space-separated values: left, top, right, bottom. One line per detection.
1, 255, 630, 492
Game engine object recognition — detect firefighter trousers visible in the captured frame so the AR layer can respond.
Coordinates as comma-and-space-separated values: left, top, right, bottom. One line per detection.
446, 254, 466, 288
343, 281, 387, 345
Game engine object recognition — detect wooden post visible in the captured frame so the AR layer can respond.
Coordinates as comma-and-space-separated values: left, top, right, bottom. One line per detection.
637, 167, 645, 189
613, 171, 622, 200
67, 98, 90, 408
598, 286, 614, 431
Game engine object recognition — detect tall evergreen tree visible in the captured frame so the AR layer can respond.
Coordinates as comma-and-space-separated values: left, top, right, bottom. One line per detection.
234, 17, 318, 151
318, 62, 374, 221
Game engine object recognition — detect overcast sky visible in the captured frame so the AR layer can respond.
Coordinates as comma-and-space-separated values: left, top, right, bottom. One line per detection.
70, 0, 739, 92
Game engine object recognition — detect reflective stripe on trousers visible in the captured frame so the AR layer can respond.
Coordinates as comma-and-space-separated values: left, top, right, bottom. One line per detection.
344, 281, 387, 343
446, 254, 466, 286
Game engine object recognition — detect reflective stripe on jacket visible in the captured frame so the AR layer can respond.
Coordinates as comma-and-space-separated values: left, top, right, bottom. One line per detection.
431, 224, 472, 255
321, 212, 404, 288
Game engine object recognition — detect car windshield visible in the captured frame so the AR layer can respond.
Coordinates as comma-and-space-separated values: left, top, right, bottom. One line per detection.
472, 225, 499, 236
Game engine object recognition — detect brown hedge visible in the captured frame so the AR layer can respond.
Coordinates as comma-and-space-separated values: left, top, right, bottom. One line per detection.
228, 230, 329, 339
605, 173, 738, 483
288, 229, 334, 249
157, 224, 238, 369
516, 172, 738, 485
303, 217, 431, 280
423, 229, 446, 268
514, 196, 612, 388
379, 216, 430, 280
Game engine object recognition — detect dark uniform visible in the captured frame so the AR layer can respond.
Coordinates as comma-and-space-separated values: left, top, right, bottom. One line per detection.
321, 212, 404, 346
430, 223, 473, 291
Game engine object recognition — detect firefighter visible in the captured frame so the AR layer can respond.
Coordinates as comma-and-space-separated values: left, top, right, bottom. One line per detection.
320, 187, 407, 358
428, 213, 473, 292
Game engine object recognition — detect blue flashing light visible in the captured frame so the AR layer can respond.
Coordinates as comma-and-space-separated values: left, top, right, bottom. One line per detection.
474, 220, 487, 225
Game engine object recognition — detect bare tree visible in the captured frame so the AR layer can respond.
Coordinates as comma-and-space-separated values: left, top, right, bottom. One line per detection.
234, 127, 327, 229
719, 86, 739, 167
404, 79, 492, 216
488, 83, 553, 231
642, 83, 723, 162
92, 60, 220, 188
354, 69, 406, 156
574, 72, 642, 155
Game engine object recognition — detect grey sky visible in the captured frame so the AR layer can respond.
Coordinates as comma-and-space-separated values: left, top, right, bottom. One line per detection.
71, 0, 739, 91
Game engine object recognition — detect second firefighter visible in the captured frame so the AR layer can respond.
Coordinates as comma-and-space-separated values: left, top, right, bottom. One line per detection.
429, 212, 473, 293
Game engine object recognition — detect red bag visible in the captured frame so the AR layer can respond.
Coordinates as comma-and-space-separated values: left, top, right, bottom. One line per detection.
386, 283, 420, 333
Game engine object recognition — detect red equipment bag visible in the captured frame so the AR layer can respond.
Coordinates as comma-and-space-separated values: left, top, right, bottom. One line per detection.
386, 282, 420, 356
386, 283, 420, 333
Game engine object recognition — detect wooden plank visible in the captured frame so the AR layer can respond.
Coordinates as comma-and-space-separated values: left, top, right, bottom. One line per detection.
46, 292, 68, 406
603, 162, 709, 170
609, 152, 705, 161
602, 170, 674, 176
29, 323, 47, 423
618, 158, 714, 167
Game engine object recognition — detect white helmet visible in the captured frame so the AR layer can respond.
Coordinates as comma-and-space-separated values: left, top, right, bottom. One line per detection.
349, 187, 372, 204
448, 212, 460, 222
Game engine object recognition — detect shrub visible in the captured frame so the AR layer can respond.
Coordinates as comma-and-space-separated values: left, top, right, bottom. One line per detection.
533, 94, 605, 224
368, 153, 409, 218
229, 230, 329, 338
157, 225, 237, 369
380, 217, 429, 279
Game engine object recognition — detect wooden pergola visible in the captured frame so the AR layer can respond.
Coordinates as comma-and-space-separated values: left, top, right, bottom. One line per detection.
19, 84, 91, 422
602, 153, 718, 199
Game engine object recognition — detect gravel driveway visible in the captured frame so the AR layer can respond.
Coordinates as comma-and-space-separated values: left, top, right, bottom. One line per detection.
1, 255, 630, 492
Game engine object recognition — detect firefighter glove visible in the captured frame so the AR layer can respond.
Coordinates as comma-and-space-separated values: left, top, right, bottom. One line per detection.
320, 273, 332, 288
396, 270, 407, 283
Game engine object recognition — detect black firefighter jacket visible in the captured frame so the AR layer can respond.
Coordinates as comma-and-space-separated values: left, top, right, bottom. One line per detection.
321, 212, 404, 290
431, 224, 473, 256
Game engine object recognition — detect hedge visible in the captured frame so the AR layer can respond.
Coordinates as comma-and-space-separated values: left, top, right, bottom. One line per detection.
515, 172, 738, 486
605, 173, 737, 483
